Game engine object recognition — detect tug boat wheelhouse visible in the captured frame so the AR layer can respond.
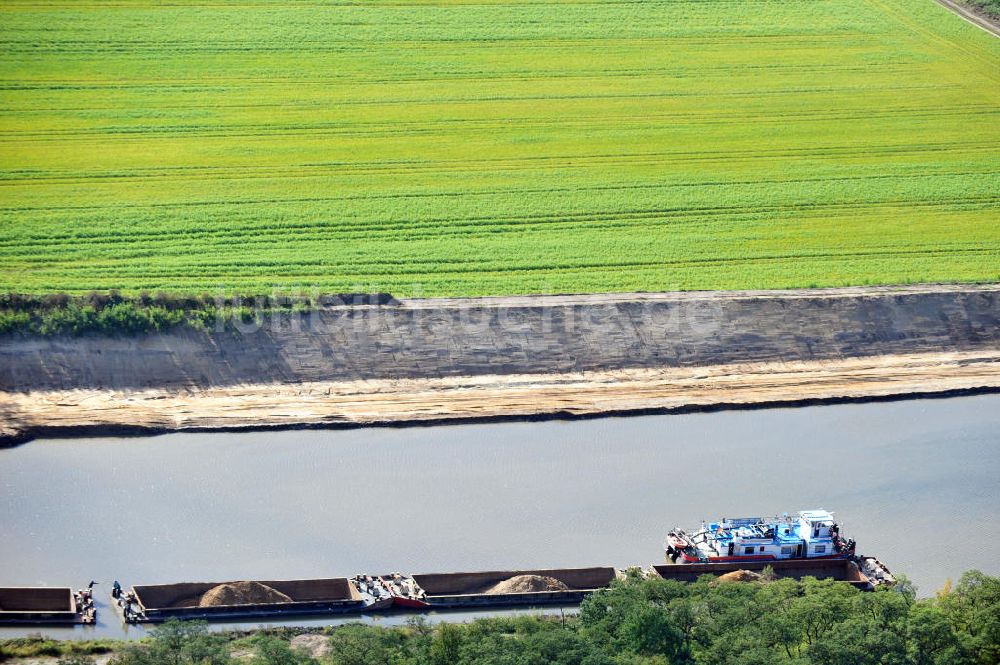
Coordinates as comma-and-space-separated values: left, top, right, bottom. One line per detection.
665, 509, 856, 563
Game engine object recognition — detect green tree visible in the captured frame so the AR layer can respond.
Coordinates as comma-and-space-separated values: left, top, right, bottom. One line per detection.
326, 624, 407, 665
908, 604, 967, 665
518, 628, 612, 665
937, 570, 1000, 665
247, 636, 317, 665
110, 620, 230, 665
618, 605, 685, 660
790, 578, 856, 646
808, 615, 908, 665
429, 622, 462, 665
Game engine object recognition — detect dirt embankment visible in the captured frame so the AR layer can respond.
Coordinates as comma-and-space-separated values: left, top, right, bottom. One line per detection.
1, 285, 998, 444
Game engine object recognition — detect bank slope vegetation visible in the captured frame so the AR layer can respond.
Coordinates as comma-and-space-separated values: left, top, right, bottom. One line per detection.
0, 291, 324, 336
965, 1, 1000, 19
0, 0, 998, 297
4, 570, 998, 665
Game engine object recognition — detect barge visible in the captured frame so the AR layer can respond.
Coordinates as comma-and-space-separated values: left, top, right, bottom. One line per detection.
122, 577, 392, 623
0, 585, 95, 625
651, 558, 879, 590
384, 567, 619, 609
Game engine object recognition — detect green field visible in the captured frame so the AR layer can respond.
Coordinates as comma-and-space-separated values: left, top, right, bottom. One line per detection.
0, 0, 998, 297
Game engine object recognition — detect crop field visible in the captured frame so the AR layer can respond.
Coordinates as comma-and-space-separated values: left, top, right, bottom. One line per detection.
0, 0, 998, 296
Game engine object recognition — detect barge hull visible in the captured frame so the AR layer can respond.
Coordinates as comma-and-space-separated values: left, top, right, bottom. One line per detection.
132, 578, 369, 622
135, 602, 379, 623
0, 587, 79, 625
406, 566, 617, 609
653, 558, 871, 589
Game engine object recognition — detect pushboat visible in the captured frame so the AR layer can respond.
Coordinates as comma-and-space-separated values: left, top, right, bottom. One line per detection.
666, 509, 856, 563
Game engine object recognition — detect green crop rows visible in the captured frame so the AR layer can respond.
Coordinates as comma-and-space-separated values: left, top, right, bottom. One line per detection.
0, 0, 997, 297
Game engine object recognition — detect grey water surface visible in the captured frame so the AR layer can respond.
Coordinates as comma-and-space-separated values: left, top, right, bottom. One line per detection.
2, 394, 998, 639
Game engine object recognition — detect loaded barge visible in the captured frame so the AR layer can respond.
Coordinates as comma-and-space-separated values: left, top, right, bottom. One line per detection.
7, 509, 895, 626
116, 577, 392, 623
651, 557, 877, 589
384, 567, 618, 609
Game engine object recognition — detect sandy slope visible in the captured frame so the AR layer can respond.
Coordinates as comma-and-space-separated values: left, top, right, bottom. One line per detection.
4, 351, 998, 440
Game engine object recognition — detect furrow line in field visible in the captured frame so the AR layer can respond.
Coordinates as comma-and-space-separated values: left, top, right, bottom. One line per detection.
4, 197, 996, 247
17, 248, 995, 283
5, 153, 997, 186
16, 242, 996, 273
3, 138, 994, 179
0, 62, 920, 84
4, 109, 997, 144
1, 171, 996, 214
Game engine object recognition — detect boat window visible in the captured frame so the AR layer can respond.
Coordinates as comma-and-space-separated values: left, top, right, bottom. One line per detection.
744, 547, 754, 555
760, 546, 765, 551
815, 545, 826, 554
781, 546, 793, 555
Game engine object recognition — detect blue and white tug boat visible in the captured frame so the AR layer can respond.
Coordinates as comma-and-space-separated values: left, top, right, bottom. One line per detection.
665, 509, 857, 564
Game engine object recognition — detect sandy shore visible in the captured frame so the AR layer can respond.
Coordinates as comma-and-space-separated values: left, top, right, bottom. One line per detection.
4, 350, 998, 443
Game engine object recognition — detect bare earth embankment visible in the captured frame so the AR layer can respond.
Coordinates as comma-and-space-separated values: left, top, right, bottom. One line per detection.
1, 285, 999, 445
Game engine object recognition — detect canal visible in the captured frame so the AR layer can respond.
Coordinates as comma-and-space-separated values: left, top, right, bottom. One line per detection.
2, 394, 998, 638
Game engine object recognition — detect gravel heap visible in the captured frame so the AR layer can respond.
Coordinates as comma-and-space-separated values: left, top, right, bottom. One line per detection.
172, 581, 293, 608
715, 570, 763, 583
485, 575, 570, 594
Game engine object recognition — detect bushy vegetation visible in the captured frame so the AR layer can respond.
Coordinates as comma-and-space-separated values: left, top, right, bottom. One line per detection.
0, 293, 219, 337
8, 569, 993, 665
965, 1, 1000, 19
0, 635, 116, 660
0, 1, 997, 297
0, 291, 391, 336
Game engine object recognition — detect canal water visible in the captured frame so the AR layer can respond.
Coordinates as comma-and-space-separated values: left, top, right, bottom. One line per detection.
2, 394, 998, 639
